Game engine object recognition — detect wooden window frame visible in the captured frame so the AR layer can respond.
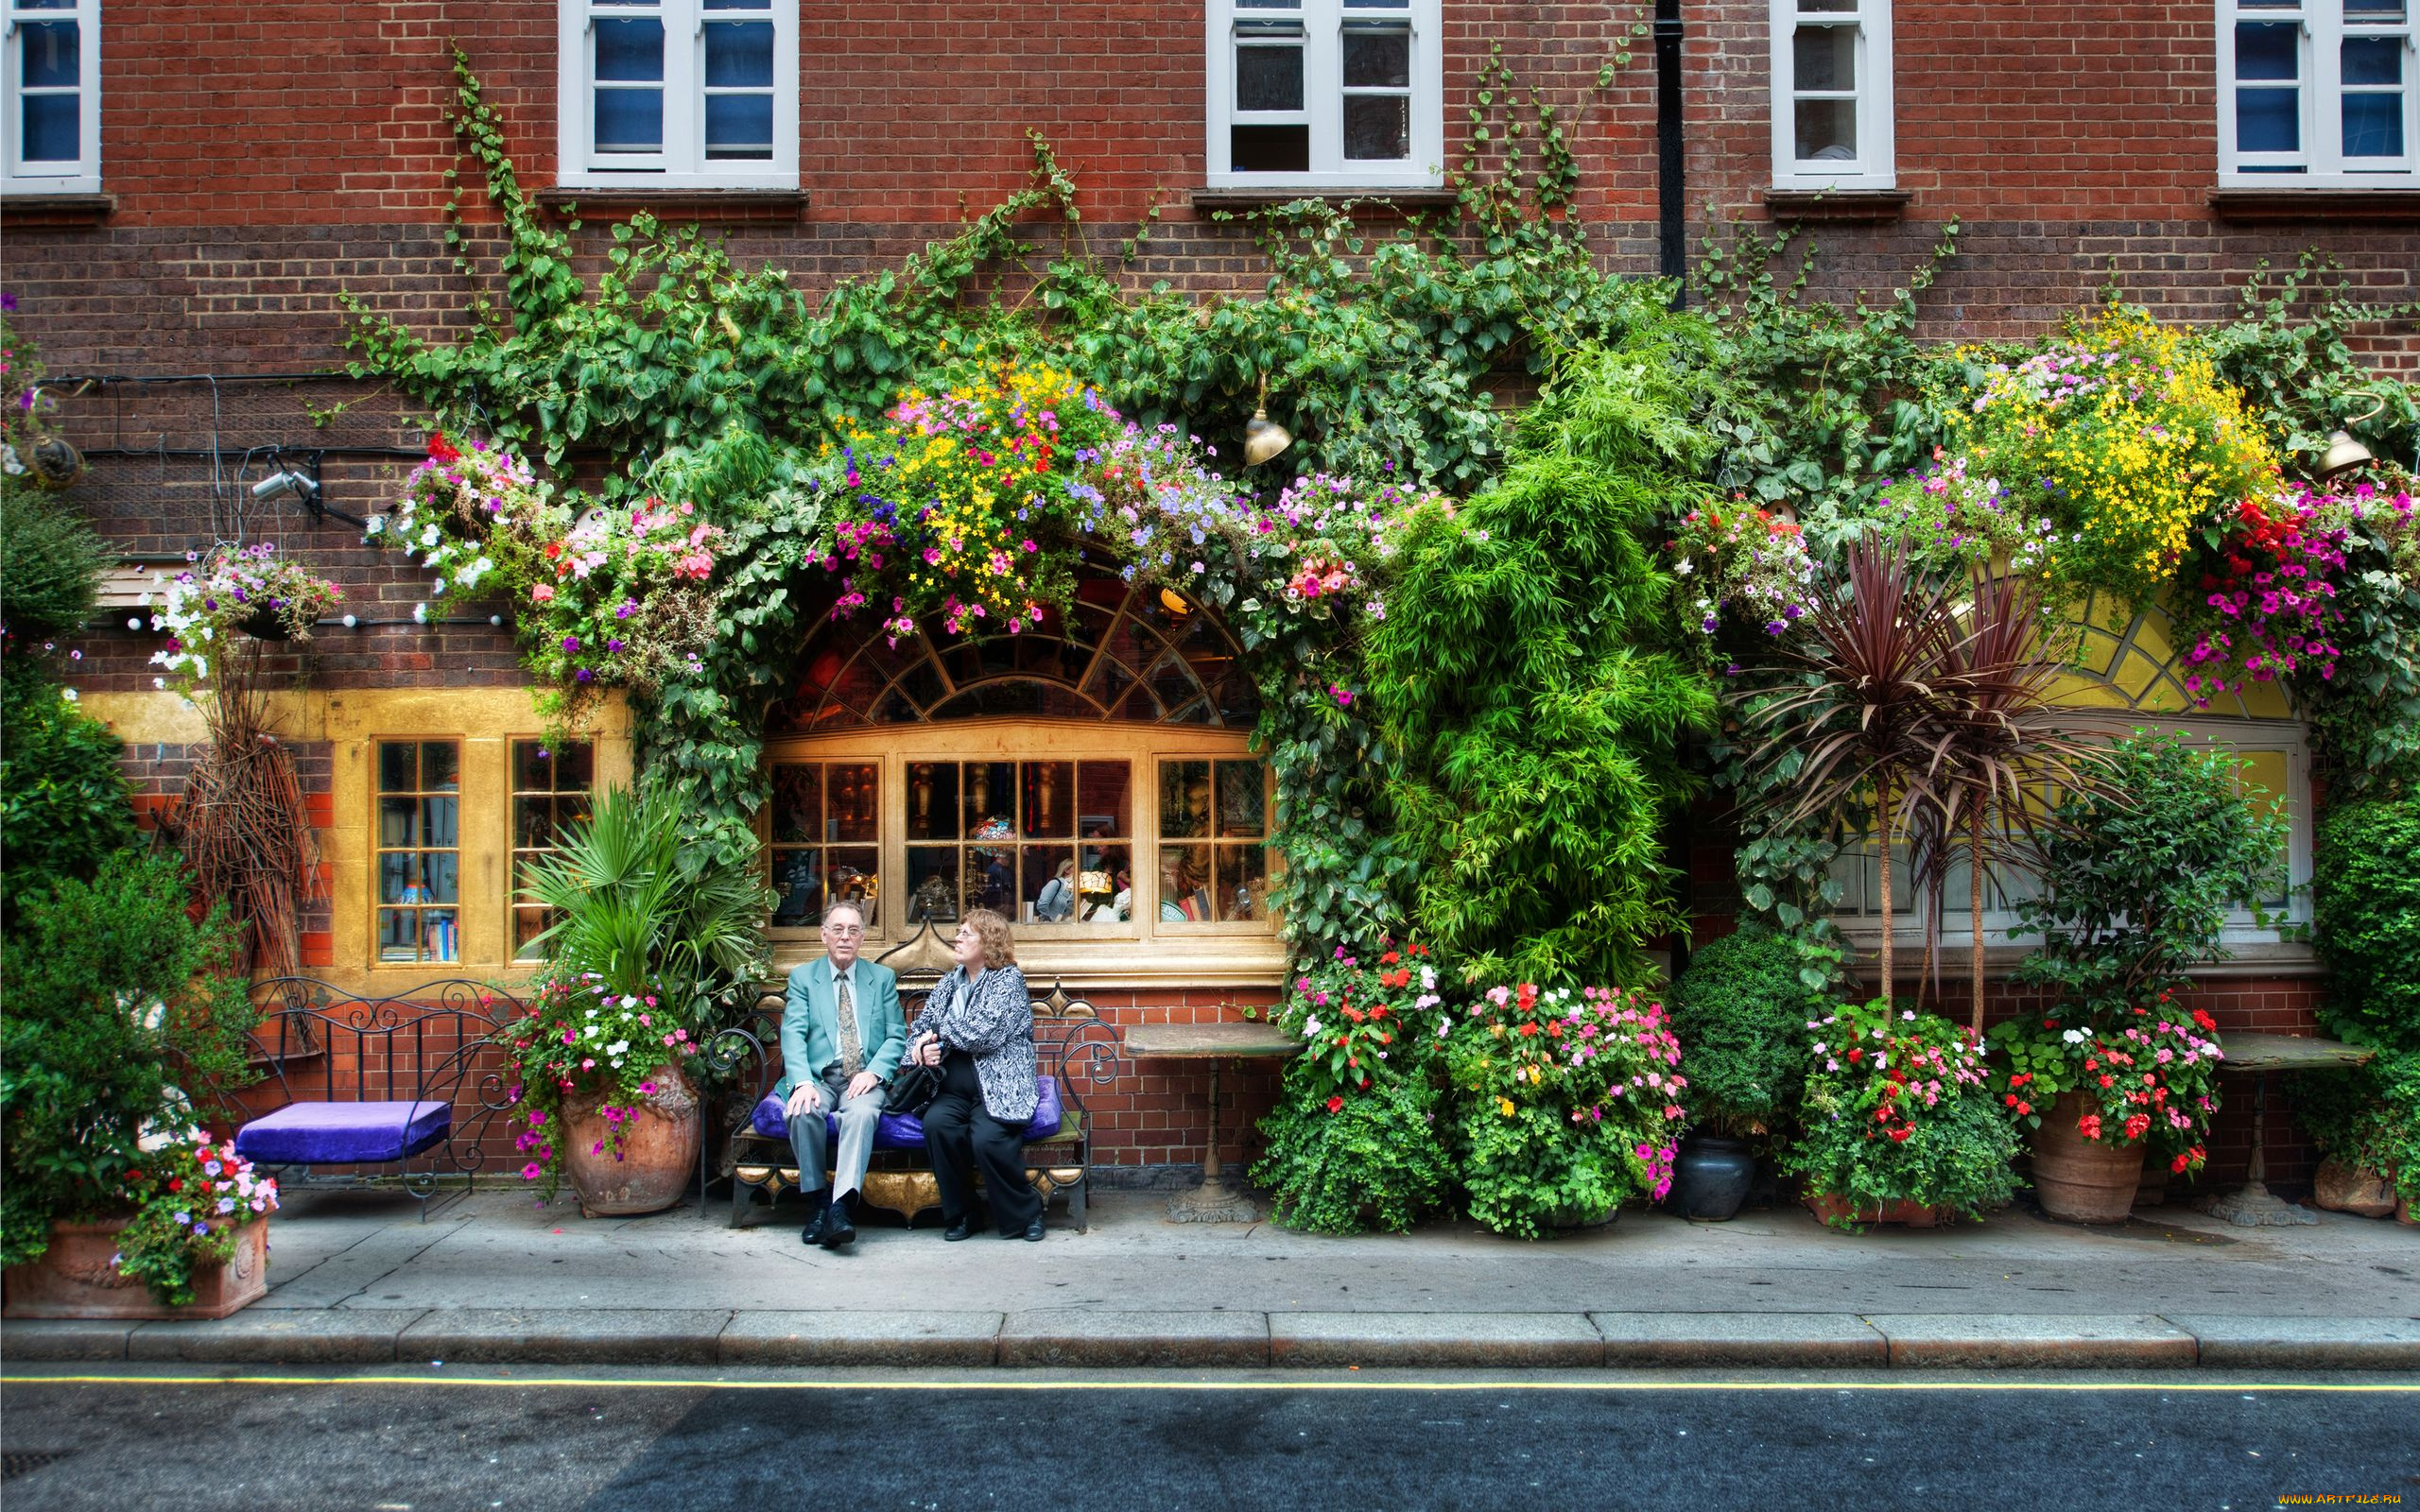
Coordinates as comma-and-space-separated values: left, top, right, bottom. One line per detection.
1768, 0, 1896, 192
1203, 0, 1444, 189
372, 739, 465, 970
508, 738, 597, 964
555, 0, 800, 191
2218, 0, 2417, 186
3, 0, 101, 195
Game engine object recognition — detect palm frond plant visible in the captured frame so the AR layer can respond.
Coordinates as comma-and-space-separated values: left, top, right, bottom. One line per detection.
517, 783, 770, 1028
1912, 568, 2118, 1033
1740, 539, 1961, 1004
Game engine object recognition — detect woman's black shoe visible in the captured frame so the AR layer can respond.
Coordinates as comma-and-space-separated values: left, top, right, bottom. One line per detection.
942, 1217, 976, 1241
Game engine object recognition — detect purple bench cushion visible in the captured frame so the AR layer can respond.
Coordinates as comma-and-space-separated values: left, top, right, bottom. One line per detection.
752, 1074, 1064, 1145
234, 1100, 452, 1165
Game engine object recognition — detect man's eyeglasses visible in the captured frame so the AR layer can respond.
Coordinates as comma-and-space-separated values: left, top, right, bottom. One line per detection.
821, 923, 865, 936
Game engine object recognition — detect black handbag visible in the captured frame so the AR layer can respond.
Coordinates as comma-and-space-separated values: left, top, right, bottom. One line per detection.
883, 1061, 942, 1117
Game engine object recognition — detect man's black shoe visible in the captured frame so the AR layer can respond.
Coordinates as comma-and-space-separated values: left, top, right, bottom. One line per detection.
818, 1198, 856, 1247
942, 1217, 976, 1241
800, 1203, 830, 1246
1019, 1217, 1045, 1243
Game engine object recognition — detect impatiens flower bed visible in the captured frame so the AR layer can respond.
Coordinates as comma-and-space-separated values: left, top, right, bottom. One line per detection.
501, 973, 701, 1198
1988, 991, 2225, 1176
109, 1131, 280, 1306
1444, 981, 1688, 1238
1783, 999, 2020, 1227
147, 541, 342, 693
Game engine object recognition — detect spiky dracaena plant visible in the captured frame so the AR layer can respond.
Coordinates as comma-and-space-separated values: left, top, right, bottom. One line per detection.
1370, 326, 1720, 986
1741, 539, 1960, 1005
1912, 569, 2117, 1032
517, 783, 770, 1030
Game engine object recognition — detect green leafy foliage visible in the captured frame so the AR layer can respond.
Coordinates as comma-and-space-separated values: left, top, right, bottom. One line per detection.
0, 488, 110, 641
2010, 731, 2289, 1012
1252, 1075, 1453, 1235
2310, 796, 2420, 1052
1370, 330, 1720, 985
1667, 923, 1823, 1134
2292, 1048, 2420, 1205
0, 852, 255, 1267
0, 660, 137, 919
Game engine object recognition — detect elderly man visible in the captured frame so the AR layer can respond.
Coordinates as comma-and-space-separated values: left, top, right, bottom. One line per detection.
777, 902, 905, 1247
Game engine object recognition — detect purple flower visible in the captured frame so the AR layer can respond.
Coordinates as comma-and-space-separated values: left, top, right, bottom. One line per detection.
575, 667, 593, 682
562, 635, 579, 651
606, 638, 625, 653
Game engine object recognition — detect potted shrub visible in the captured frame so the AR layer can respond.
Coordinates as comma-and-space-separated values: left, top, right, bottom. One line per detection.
1784, 998, 2019, 1228
1444, 982, 1688, 1239
1664, 922, 1824, 1220
1251, 943, 1454, 1235
1, 851, 266, 1317
1991, 731, 2287, 1221
508, 783, 769, 1216
2295, 1054, 2419, 1220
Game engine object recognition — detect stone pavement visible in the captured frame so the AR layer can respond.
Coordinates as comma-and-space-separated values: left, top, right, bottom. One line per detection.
7, 1187, 2417, 1369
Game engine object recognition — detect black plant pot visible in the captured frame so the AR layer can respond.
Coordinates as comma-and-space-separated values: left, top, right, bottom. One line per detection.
237, 606, 298, 642
1670, 1135, 1755, 1221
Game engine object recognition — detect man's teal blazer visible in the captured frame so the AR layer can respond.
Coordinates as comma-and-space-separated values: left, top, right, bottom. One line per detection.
775, 955, 906, 1097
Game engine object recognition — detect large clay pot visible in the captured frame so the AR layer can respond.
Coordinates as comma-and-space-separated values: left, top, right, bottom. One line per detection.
2312, 1157, 2397, 1218
1805, 1192, 1945, 1228
3, 1216, 268, 1320
562, 1066, 700, 1217
2030, 1091, 2144, 1224
1670, 1135, 1755, 1221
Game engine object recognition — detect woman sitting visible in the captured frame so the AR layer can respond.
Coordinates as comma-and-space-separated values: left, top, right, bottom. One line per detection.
906, 908, 1046, 1241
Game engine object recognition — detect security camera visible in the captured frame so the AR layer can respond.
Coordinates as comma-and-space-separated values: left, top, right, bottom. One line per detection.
251, 469, 320, 507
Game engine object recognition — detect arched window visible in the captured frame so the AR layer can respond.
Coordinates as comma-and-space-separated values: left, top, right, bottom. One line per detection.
762, 568, 1283, 987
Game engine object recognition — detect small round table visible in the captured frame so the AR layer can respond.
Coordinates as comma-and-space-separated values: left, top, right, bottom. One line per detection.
2199, 1031, 2374, 1228
1121, 1021, 1304, 1224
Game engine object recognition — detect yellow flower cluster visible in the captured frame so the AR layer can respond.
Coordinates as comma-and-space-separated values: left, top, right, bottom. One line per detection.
1964, 313, 2279, 604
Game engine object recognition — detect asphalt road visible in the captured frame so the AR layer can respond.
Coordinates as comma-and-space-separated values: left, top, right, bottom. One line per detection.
4, 1369, 2415, 1511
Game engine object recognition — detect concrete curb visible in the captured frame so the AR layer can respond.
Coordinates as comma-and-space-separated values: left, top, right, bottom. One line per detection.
6, 1310, 2417, 1370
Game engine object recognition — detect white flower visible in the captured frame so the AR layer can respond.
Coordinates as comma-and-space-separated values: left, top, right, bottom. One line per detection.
430, 576, 447, 595
606, 1040, 630, 1057
2061, 1028, 2088, 1044
365, 515, 386, 537
411, 602, 428, 624
59, 687, 78, 703
419, 525, 440, 547
1674, 558, 1694, 576
1301, 1016, 1321, 1039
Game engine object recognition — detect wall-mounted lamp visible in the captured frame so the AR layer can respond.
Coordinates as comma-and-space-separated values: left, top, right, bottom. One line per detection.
2317, 391, 2389, 479
1242, 376, 1293, 468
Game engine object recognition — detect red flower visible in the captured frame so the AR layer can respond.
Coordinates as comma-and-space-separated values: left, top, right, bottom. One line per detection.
1888, 1126, 1913, 1143
1325, 1096, 1343, 1114
426, 434, 459, 464
166, 1177, 183, 1193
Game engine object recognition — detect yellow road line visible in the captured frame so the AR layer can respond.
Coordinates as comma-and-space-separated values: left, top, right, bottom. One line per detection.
7, 1374, 2417, 1394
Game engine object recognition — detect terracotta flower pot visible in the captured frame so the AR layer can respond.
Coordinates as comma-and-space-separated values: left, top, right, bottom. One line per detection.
2, 1216, 268, 1320
1804, 1191, 1945, 1228
2312, 1157, 2397, 1218
2030, 1091, 2146, 1223
562, 1066, 700, 1217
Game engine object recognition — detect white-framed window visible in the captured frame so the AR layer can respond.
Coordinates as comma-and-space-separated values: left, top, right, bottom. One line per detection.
1204, 0, 1443, 188
2, 0, 99, 195
2219, 0, 2415, 185
556, 0, 798, 190
1769, 0, 1895, 190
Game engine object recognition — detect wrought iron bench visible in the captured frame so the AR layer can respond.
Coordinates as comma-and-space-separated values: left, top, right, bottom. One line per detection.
708, 925, 1118, 1231
214, 977, 516, 1221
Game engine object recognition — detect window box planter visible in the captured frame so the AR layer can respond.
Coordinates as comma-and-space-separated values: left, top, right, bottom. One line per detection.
1803, 1192, 1946, 1228
1, 1216, 268, 1320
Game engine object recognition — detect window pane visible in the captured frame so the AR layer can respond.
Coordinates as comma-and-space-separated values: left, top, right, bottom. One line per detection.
1797, 0, 1857, 10
380, 796, 421, 850
421, 797, 459, 848
1343, 28, 1410, 88
424, 850, 460, 904
1082, 846, 1134, 921
513, 796, 561, 850
772, 848, 823, 925
19, 21, 77, 88
1238, 122, 1316, 169
906, 847, 959, 922
1215, 761, 1266, 839
908, 762, 959, 840
964, 761, 1016, 840
1159, 845, 1213, 922
596, 18, 665, 80
1021, 761, 1077, 839
1023, 846, 1080, 924
828, 763, 878, 842
379, 742, 416, 793
830, 847, 878, 928
513, 908, 551, 959
965, 845, 1015, 914
1078, 761, 1132, 840
2344, 93, 2405, 157
770, 763, 821, 844
1794, 98, 1858, 160
705, 94, 774, 158
1343, 94, 1410, 159
703, 19, 773, 84
1160, 761, 1210, 839
2344, 36, 2403, 87
2344, 0, 2405, 16
379, 851, 413, 905
2235, 22, 2298, 80
1236, 44, 1305, 111
421, 742, 459, 790
1792, 24, 1857, 92
1218, 845, 1269, 922
704, 0, 771, 8
2237, 86, 2300, 151
512, 741, 554, 792
596, 89, 665, 151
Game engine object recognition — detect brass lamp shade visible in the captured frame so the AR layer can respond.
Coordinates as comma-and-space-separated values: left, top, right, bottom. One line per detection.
1242, 407, 1293, 467
2318, 428, 2375, 478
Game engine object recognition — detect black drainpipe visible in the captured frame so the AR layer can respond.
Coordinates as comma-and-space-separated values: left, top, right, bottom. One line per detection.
1654, 0, 1687, 286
